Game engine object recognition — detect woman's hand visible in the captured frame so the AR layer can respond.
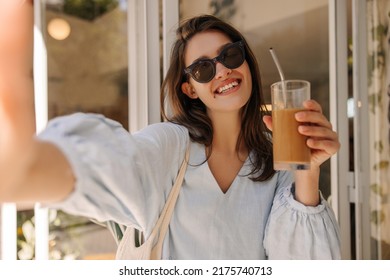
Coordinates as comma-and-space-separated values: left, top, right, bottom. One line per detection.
0, 0, 36, 196
262, 99, 340, 206
294, 99, 340, 167
0, 0, 34, 74
262, 99, 340, 168
0, 0, 75, 203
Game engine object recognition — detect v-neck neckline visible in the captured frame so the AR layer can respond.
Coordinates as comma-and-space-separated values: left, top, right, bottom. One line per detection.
198, 144, 251, 196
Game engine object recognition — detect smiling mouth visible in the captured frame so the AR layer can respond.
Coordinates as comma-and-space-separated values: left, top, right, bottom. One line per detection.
216, 80, 240, 94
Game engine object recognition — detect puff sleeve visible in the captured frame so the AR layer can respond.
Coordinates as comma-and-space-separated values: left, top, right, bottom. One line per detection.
263, 171, 341, 259
38, 113, 189, 238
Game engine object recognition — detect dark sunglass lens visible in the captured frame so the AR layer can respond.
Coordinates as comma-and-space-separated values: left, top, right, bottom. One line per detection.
222, 45, 244, 69
192, 61, 214, 82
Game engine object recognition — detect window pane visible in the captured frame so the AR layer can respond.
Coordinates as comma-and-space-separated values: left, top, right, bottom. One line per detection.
42, 0, 128, 260
46, 0, 129, 128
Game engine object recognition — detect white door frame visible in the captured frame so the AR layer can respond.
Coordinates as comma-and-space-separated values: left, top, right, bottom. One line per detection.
328, 0, 351, 260
128, 0, 161, 132
33, 0, 50, 260
329, 0, 372, 260
351, 0, 371, 260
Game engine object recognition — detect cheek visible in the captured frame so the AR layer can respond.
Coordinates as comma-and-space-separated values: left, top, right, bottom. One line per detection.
194, 84, 213, 102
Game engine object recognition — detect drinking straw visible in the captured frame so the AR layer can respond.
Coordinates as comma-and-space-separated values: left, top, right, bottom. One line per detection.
269, 48, 285, 81
269, 48, 287, 107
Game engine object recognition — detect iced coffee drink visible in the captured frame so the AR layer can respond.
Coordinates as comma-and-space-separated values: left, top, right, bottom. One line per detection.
271, 80, 311, 170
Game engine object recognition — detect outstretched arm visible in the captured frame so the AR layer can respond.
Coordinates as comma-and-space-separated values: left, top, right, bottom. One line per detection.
0, 0, 74, 204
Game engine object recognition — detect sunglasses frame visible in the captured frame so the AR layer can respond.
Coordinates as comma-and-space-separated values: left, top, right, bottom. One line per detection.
183, 40, 245, 83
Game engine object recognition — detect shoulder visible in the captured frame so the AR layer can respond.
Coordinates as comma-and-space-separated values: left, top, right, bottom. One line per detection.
136, 121, 188, 135
134, 121, 189, 145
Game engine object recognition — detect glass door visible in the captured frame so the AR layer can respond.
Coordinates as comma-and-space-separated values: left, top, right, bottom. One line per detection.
16, 0, 131, 260
180, 0, 333, 198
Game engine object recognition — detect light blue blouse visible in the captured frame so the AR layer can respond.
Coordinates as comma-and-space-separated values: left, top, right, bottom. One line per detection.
38, 113, 341, 260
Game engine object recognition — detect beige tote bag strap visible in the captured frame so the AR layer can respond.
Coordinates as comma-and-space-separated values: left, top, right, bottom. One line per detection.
149, 144, 190, 259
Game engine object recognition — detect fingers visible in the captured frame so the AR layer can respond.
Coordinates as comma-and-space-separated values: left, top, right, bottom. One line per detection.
302, 99, 322, 113
298, 125, 338, 140
295, 100, 340, 164
0, 0, 34, 72
307, 138, 340, 154
263, 99, 340, 167
307, 138, 341, 168
295, 105, 332, 129
297, 121, 340, 157
0, 0, 34, 122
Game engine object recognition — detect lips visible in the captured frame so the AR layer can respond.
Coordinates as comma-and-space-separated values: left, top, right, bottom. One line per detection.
215, 78, 241, 95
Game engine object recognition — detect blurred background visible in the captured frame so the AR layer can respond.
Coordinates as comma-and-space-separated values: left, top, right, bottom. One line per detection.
0, 0, 389, 260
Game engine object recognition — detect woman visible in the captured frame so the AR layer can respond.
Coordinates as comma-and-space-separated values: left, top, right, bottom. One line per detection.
0, 2, 340, 259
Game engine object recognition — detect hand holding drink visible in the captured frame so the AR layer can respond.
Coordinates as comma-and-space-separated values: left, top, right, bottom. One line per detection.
263, 49, 340, 205
271, 80, 311, 170
264, 49, 340, 172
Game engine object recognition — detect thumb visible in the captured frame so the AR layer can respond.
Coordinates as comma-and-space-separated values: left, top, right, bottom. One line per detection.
262, 115, 273, 132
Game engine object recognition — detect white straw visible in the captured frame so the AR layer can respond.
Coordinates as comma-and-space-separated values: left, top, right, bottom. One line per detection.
269, 48, 285, 81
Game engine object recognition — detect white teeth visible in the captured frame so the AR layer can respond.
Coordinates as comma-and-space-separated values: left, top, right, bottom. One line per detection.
217, 81, 239, 93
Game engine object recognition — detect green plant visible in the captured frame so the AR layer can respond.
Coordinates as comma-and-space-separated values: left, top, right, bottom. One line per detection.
17, 209, 93, 260
63, 0, 119, 21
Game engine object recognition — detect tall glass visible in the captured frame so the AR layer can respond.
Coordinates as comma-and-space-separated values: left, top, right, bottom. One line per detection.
271, 80, 311, 170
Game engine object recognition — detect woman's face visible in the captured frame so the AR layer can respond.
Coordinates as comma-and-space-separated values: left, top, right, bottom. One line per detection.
181, 30, 252, 115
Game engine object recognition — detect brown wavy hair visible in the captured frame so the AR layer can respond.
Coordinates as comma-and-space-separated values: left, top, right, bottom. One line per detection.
160, 14, 275, 181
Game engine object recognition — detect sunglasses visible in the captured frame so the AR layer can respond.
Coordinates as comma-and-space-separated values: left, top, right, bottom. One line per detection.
183, 40, 245, 83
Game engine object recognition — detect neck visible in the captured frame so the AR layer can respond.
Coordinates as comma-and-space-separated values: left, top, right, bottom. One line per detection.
208, 110, 245, 155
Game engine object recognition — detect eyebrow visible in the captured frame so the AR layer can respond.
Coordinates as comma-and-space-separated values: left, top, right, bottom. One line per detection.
190, 42, 232, 65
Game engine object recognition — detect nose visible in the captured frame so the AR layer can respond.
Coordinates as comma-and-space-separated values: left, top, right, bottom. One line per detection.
214, 62, 232, 80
